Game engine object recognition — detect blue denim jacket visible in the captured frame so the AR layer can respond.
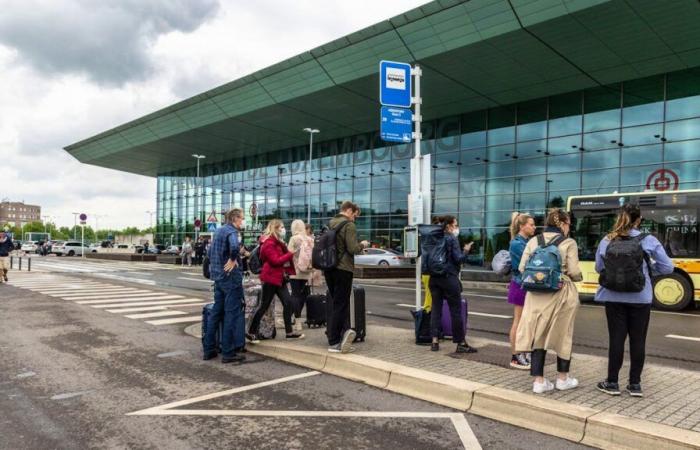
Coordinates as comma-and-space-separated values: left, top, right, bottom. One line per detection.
594, 228, 674, 304
509, 234, 528, 284
208, 223, 242, 282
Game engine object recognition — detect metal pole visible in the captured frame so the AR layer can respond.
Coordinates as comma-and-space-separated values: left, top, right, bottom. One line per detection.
413, 65, 423, 311
196, 158, 200, 242
72, 212, 79, 239
81, 225, 85, 259
307, 132, 313, 224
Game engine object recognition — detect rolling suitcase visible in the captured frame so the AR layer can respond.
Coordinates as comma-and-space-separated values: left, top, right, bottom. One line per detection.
201, 303, 223, 351
245, 286, 276, 339
305, 293, 328, 327
440, 297, 468, 339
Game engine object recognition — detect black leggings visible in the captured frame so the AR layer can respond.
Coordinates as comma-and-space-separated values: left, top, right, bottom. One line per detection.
289, 279, 309, 318
530, 349, 570, 377
249, 282, 294, 335
605, 302, 651, 384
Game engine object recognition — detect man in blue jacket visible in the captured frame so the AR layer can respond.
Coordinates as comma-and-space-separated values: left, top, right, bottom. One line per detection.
0, 231, 14, 283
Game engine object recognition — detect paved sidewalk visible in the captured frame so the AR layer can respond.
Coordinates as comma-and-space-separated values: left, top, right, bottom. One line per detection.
256, 324, 700, 433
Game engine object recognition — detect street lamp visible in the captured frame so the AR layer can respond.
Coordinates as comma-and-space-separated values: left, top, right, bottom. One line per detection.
303, 128, 319, 224
192, 154, 206, 240
145, 210, 156, 230
71, 212, 79, 239
42, 215, 51, 234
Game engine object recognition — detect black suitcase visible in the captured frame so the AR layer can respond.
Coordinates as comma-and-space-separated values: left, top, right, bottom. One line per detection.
201, 303, 223, 351
325, 284, 366, 342
305, 293, 328, 328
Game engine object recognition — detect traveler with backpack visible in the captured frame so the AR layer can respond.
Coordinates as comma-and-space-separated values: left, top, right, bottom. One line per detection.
426, 215, 477, 354
247, 219, 305, 342
595, 204, 673, 398
516, 208, 582, 394
0, 231, 13, 283
508, 212, 536, 370
202, 208, 246, 363
288, 219, 314, 332
316, 201, 369, 353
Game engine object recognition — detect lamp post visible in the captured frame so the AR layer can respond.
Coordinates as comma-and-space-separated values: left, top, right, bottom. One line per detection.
303, 128, 319, 225
71, 212, 79, 239
42, 215, 50, 234
191, 154, 206, 240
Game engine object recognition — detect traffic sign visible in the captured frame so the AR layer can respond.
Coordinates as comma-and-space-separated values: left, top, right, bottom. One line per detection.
249, 203, 258, 218
379, 60, 412, 107
207, 222, 217, 232
207, 211, 218, 223
380, 106, 412, 143
194, 219, 202, 228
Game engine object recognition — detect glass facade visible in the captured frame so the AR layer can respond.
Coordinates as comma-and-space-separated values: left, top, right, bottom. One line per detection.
156, 68, 700, 264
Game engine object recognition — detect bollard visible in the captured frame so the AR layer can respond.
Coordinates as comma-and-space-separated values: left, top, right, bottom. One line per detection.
10, 256, 13, 269
19, 257, 22, 271
28, 257, 31, 272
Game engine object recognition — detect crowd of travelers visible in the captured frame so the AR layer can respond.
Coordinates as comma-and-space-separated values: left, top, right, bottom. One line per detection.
196, 199, 671, 398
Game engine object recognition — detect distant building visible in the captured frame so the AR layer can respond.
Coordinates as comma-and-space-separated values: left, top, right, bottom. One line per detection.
0, 200, 41, 227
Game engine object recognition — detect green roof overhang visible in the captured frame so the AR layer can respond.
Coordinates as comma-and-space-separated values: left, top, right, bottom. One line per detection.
64, 0, 700, 177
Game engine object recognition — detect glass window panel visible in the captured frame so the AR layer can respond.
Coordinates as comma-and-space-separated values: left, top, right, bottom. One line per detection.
487, 106, 516, 145
391, 188, 409, 202
372, 189, 390, 203
371, 202, 391, 214
517, 98, 547, 141
549, 92, 582, 136
584, 129, 620, 151
583, 149, 619, 170
459, 196, 484, 212
372, 175, 390, 190
461, 147, 486, 163
391, 158, 410, 173
622, 75, 664, 127
487, 160, 514, 178
434, 197, 458, 213
435, 167, 459, 183
517, 174, 545, 193
621, 144, 662, 166
667, 69, 700, 121
435, 151, 461, 167
582, 168, 618, 192
486, 195, 514, 212
663, 161, 700, 185
516, 157, 546, 176
547, 153, 580, 173
488, 144, 515, 161
320, 181, 336, 194
460, 180, 486, 197
435, 183, 458, 199
336, 179, 353, 193
548, 135, 581, 155
516, 139, 546, 158
459, 212, 485, 228
548, 172, 580, 191
584, 84, 621, 132
622, 123, 663, 147
665, 118, 700, 142
353, 190, 370, 205
620, 166, 654, 189
391, 174, 410, 189
486, 177, 514, 195
546, 190, 578, 208
664, 140, 700, 162
354, 177, 371, 191
461, 163, 485, 180
515, 193, 544, 212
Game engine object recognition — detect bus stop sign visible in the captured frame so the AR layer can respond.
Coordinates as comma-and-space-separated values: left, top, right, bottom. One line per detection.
379, 60, 412, 108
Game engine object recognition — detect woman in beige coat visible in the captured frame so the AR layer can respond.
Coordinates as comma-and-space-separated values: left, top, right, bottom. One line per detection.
288, 219, 314, 332
516, 208, 582, 394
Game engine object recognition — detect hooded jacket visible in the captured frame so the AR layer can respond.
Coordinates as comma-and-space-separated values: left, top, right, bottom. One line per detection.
288, 220, 313, 280
259, 234, 295, 286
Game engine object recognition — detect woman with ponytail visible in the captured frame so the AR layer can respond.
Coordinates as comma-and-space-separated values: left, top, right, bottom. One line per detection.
595, 204, 673, 398
507, 212, 535, 370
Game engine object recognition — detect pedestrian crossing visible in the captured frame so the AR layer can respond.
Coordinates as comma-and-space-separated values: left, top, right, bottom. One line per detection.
6, 273, 207, 328
13, 257, 200, 275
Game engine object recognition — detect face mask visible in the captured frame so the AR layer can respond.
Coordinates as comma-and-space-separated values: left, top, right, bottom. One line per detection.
279, 228, 287, 238
240, 219, 246, 229
452, 228, 460, 237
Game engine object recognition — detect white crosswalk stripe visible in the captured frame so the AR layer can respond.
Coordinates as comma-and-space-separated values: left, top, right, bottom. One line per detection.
8, 274, 209, 329
24, 257, 202, 275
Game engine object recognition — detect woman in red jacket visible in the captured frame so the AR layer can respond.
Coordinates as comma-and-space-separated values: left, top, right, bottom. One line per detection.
247, 219, 305, 341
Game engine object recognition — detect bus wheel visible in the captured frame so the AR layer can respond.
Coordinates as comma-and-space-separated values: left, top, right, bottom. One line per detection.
653, 273, 693, 311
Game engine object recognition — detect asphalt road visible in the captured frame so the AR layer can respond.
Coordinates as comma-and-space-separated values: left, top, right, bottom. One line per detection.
0, 267, 591, 450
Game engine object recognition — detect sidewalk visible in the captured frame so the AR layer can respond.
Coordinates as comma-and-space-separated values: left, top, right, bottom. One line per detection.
187, 323, 700, 449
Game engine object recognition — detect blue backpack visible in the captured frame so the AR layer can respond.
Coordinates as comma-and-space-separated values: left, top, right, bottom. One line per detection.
521, 234, 566, 292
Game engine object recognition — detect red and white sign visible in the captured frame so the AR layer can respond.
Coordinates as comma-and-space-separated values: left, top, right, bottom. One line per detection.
646, 169, 679, 192
207, 211, 218, 223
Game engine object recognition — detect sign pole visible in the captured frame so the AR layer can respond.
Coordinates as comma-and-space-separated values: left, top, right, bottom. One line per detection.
81, 225, 85, 259
412, 65, 424, 311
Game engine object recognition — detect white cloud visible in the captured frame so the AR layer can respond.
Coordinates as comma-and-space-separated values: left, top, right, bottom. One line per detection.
0, 0, 430, 230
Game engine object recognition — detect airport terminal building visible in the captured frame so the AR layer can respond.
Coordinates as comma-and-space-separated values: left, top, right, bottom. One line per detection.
65, 0, 700, 260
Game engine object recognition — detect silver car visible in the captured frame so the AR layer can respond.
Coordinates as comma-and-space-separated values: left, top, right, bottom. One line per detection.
354, 248, 414, 267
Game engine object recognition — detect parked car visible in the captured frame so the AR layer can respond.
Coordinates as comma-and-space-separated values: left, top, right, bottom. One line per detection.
21, 241, 38, 253
163, 245, 181, 255
354, 248, 414, 267
89, 243, 101, 253
53, 241, 89, 256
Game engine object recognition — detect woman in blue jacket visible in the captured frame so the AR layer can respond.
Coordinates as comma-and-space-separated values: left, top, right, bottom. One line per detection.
429, 215, 476, 354
595, 204, 674, 398
507, 212, 535, 370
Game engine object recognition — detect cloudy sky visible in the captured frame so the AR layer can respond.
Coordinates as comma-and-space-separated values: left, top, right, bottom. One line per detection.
0, 0, 429, 230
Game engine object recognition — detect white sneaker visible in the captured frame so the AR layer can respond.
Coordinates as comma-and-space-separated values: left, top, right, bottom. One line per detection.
556, 376, 579, 391
340, 329, 356, 354
294, 321, 303, 333
533, 379, 555, 394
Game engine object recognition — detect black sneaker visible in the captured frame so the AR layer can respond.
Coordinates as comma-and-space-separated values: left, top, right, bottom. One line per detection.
222, 354, 246, 364
455, 343, 477, 354
286, 333, 305, 340
626, 384, 643, 397
431, 342, 439, 352
246, 333, 260, 344
202, 351, 218, 361
597, 380, 621, 396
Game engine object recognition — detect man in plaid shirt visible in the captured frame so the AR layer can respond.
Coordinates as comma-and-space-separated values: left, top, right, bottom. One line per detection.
203, 208, 246, 363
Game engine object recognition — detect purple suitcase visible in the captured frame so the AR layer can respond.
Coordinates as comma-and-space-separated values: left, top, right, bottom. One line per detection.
440, 297, 467, 338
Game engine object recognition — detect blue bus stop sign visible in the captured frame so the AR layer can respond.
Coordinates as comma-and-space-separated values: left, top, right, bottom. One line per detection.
380, 106, 412, 143
379, 61, 412, 107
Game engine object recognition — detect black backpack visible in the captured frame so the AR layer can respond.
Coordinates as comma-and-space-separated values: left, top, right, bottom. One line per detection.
419, 224, 448, 276
311, 221, 350, 271
599, 234, 651, 292
248, 245, 263, 275
202, 255, 211, 279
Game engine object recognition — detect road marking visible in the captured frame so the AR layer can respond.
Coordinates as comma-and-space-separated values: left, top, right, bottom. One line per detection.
145, 315, 203, 325
157, 350, 189, 358
106, 303, 208, 313
91, 299, 205, 308
127, 370, 480, 449
125, 311, 188, 319
44, 288, 142, 296
76, 295, 183, 304
666, 334, 700, 342
177, 277, 211, 283
51, 390, 93, 400
395, 304, 512, 319
61, 291, 159, 300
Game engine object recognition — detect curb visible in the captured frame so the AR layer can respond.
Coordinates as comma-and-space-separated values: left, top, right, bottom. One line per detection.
184, 324, 700, 449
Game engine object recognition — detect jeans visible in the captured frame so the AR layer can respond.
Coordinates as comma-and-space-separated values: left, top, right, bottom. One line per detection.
249, 282, 294, 335
605, 302, 652, 384
289, 279, 309, 318
429, 275, 465, 343
203, 270, 244, 357
324, 268, 354, 346
181, 253, 192, 266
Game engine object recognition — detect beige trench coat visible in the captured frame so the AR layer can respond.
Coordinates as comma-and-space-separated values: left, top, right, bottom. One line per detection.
515, 232, 583, 360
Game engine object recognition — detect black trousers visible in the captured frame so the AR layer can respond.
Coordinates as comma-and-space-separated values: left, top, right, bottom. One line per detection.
289, 279, 309, 318
249, 282, 294, 335
530, 349, 570, 377
324, 268, 354, 346
605, 302, 652, 384
428, 275, 465, 343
